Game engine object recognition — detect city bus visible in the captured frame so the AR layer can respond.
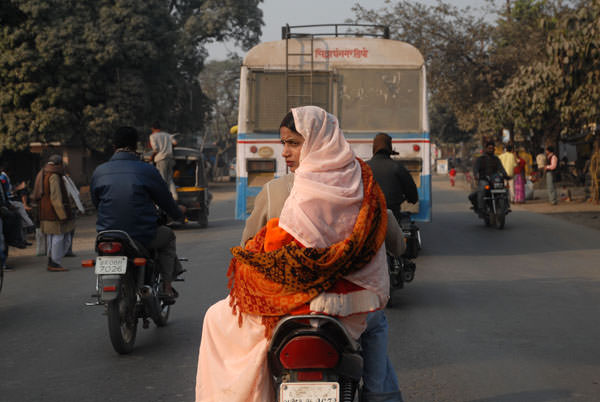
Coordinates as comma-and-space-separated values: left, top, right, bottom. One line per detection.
235, 24, 431, 222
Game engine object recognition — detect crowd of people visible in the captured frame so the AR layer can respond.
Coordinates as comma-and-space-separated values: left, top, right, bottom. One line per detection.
455, 141, 598, 206
0, 121, 182, 275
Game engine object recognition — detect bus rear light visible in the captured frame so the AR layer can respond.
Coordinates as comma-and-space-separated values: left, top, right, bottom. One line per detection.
250, 145, 258, 153
103, 285, 117, 292
279, 336, 339, 369
413, 144, 421, 152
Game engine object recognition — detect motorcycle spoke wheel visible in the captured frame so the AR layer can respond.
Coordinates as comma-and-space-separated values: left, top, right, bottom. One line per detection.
107, 282, 137, 354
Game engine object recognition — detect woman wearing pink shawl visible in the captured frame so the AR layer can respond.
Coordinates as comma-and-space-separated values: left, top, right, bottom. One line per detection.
195, 106, 391, 402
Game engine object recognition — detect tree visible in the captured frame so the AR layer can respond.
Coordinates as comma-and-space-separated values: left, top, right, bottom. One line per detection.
0, 0, 263, 153
493, 0, 599, 143
198, 54, 241, 160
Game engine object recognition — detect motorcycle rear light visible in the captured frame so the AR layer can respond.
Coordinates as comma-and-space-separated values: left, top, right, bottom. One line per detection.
297, 371, 324, 381
485, 185, 490, 190
133, 258, 146, 266
98, 242, 123, 253
81, 259, 95, 267
103, 285, 117, 292
279, 336, 339, 369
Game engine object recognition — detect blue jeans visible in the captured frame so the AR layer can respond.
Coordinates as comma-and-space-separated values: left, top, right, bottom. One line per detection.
360, 310, 404, 402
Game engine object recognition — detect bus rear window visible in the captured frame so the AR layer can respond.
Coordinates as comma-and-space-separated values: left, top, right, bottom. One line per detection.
251, 71, 331, 132
338, 69, 421, 132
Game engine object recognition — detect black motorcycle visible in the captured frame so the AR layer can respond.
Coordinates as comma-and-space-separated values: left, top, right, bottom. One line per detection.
475, 173, 510, 229
268, 315, 363, 402
84, 230, 183, 354
398, 211, 421, 259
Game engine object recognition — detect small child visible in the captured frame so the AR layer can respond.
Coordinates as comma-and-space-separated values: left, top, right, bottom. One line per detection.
449, 167, 457, 187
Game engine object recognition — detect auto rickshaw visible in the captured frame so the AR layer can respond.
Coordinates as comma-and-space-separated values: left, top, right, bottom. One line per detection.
171, 147, 210, 227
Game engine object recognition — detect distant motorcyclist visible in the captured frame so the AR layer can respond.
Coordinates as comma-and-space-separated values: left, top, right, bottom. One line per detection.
469, 141, 508, 213
90, 126, 185, 299
367, 133, 419, 222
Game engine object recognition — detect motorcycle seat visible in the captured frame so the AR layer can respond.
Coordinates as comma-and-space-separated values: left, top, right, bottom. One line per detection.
96, 230, 152, 258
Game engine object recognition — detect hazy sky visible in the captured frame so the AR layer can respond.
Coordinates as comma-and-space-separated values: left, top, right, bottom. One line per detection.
206, 0, 492, 60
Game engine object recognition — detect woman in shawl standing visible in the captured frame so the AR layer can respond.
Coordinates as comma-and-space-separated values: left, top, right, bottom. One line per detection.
195, 106, 391, 402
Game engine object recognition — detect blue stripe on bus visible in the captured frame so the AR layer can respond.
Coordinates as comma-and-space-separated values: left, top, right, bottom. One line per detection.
238, 132, 430, 140
235, 177, 264, 220
413, 174, 432, 222
236, 174, 432, 222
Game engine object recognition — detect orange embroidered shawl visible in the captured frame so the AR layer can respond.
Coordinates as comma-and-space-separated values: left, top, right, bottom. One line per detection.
227, 159, 387, 337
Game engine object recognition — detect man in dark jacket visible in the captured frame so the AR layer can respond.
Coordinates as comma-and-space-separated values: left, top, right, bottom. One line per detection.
367, 133, 419, 221
91, 126, 184, 298
469, 141, 508, 213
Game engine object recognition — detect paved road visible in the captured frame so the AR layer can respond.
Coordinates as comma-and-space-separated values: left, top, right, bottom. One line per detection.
1, 177, 598, 402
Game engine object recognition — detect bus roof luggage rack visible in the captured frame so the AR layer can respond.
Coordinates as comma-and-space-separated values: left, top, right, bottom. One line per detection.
281, 24, 390, 39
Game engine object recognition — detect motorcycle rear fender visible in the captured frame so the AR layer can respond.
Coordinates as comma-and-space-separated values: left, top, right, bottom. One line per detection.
268, 315, 363, 381
99, 275, 122, 302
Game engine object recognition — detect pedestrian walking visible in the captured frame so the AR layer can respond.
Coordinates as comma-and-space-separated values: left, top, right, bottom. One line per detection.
536, 148, 547, 178
499, 144, 517, 202
149, 121, 178, 200
513, 155, 526, 203
544, 146, 559, 205
32, 155, 74, 271
449, 167, 457, 187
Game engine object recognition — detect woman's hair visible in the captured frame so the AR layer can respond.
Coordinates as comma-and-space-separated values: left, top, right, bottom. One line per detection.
279, 111, 297, 133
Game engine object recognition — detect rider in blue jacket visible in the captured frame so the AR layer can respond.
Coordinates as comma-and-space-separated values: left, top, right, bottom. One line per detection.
91, 126, 184, 298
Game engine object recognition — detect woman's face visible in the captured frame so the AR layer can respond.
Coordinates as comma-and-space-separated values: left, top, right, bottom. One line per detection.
280, 126, 305, 172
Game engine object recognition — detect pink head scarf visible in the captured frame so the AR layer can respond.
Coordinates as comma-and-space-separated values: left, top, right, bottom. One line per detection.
279, 106, 363, 248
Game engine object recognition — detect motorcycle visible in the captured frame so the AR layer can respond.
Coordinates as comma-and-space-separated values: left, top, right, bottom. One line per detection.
83, 230, 184, 354
475, 173, 510, 229
398, 211, 421, 259
268, 315, 363, 402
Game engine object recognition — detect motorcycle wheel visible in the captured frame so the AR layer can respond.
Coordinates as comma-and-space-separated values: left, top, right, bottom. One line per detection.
494, 199, 507, 229
192, 210, 208, 228
107, 280, 138, 354
153, 298, 171, 327
495, 213, 506, 229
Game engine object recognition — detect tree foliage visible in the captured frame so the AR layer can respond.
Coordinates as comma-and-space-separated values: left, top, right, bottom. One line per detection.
495, 0, 599, 142
0, 0, 263, 152
198, 54, 241, 158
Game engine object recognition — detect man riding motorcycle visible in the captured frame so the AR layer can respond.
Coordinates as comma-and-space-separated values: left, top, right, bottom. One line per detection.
367, 133, 419, 222
90, 126, 185, 300
469, 141, 509, 214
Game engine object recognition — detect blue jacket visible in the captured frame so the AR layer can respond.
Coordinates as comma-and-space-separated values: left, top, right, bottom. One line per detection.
91, 152, 183, 246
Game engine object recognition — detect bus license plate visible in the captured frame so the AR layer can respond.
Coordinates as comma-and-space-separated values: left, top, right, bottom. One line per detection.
95, 256, 127, 275
280, 382, 339, 402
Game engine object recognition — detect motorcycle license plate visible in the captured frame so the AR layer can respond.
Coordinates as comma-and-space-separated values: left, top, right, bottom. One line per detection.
280, 382, 339, 402
95, 256, 127, 275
